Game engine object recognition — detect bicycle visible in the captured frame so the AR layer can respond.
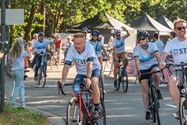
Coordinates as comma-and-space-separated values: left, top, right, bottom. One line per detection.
165, 63, 187, 125
37, 53, 47, 88
57, 81, 106, 125
114, 59, 128, 93
141, 70, 161, 125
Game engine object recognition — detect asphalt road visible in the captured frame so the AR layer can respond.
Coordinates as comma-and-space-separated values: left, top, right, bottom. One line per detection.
5, 66, 180, 125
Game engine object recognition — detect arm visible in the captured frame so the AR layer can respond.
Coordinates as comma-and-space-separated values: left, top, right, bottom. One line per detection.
86, 60, 93, 78
134, 56, 141, 75
153, 52, 162, 64
61, 64, 70, 83
112, 47, 116, 60
102, 46, 107, 56
121, 26, 130, 39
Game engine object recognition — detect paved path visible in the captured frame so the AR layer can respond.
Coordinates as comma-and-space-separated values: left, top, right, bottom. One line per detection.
5, 65, 179, 125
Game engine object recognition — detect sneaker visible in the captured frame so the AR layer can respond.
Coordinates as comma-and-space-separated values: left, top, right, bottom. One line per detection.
145, 111, 151, 120
157, 89, 163, 100
34, 77, 38, 81
93, 110, 101, 120
173, 111, 179, 120
113, 80, 117, 88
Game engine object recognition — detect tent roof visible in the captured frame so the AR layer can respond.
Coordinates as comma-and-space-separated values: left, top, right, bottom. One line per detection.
131, 13, 172, 32
70, 14, 113, 30
105, 13, 136, 31
70, 13, 136, 31
156, 15, 174, 30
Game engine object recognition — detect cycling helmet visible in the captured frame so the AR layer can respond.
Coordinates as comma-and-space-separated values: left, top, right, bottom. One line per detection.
137, 31, 149, 38
38, 32, 45, 36
91, 30, 100, 36
114, 29, 121, 34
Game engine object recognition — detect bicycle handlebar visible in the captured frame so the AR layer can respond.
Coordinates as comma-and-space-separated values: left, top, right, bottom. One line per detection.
57, 81, 66, 95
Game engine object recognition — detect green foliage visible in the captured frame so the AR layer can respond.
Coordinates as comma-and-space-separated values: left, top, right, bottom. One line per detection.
8, 0, 187, 43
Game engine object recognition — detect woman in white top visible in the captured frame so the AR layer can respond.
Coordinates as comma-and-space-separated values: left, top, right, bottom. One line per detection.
9, 39, 29, 108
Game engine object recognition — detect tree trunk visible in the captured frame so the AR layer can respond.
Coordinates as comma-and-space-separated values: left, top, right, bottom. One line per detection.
24, 5, 37, 41
39, 1, 46, 33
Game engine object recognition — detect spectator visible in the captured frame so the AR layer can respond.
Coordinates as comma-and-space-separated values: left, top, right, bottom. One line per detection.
54, 34, 62, 65
9, 39, 28, 108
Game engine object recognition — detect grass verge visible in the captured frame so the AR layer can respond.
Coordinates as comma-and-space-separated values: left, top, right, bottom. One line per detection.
0, 104, 50, 125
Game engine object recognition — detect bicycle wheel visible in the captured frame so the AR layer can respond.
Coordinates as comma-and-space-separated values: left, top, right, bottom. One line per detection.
38, 67, 42, 86
67, 97, 83, 125
92, 99, 106, 125
179, 97, 187, 125
40, 66, 46, 88
148, 88, 156, 122
151, 87, 160, 125
99, 77, 105, 101
122, 70, 128, 93
115, 72, 121, 91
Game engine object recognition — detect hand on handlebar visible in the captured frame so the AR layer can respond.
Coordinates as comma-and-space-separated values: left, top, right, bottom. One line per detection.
84, 78, 91, 89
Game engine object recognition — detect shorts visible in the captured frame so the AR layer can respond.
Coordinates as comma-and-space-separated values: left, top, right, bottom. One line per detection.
73, 69, 101, 89
139, 64, 159, 81
56, 48, 60, 55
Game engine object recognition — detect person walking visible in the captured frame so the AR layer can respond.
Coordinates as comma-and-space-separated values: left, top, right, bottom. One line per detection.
9, 39, 29, 108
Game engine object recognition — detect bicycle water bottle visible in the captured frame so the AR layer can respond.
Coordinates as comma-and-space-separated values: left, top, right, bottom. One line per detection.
74, 84, 80, 94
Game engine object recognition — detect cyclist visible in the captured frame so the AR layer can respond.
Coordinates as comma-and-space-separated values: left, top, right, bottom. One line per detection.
89, 30, 107, 69
133, 31, 163, 120
161, 18, 187, 118
33, 32, 53, 80
60, 33, 102, 119
112, 26, 130, 87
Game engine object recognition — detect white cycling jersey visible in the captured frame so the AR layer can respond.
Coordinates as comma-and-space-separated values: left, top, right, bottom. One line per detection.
112, 35, 126, 53
164, 37, 187, 65
65, 42, 101, 75
133, 42, 159, 70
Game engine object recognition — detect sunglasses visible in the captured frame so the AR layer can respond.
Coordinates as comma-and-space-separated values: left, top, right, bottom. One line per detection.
116, 35, 121, 37
176, 26, 186, 31
139, 37, 146, 41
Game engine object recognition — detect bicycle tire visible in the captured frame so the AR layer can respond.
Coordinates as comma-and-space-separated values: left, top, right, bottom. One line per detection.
38, 68, 42, 86
67, 97, 81, 125
99, 77, 105, 101
115, 72, 121, 91
148, 87, 156, 122
151, 87, 160, 125
179, 97, 187, 125
122, 70, 128, 93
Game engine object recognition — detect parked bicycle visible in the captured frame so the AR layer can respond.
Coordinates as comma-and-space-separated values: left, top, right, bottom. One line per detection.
114, 59, 128, 93
141, 70, 161, 125
57, 81, 106, 125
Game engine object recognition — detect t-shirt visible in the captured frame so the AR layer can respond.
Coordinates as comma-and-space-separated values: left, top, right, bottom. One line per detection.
154, 40, 165, 54
133, 42, 159, 70
164, 37, 187, 65
55, 38, 61, 48
65, 42, 101, 75
89, 40, 104, 57
112, 36, 126, 53
33, 39, 51, 54
11, 50, 28, 70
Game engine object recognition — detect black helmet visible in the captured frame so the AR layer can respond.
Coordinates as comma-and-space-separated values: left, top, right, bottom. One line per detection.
38, 32, 45, 36
114, 29, 121, 34
91, 30, 100, 36
137, 31, 149, 38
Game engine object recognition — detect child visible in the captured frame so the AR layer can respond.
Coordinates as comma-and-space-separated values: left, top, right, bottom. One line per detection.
9, 39, 28, 108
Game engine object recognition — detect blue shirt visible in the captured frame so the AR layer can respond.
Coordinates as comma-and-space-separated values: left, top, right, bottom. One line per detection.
133, 42, 159, 70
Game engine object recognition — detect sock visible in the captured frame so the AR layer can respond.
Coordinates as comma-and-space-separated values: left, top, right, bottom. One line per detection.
94, 103, 99, 111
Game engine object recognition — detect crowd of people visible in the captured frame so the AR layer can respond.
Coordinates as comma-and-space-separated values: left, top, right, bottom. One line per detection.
7, 17, 187, 121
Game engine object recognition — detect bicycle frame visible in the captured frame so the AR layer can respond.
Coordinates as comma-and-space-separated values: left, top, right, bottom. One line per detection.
77, 89, 93, 124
